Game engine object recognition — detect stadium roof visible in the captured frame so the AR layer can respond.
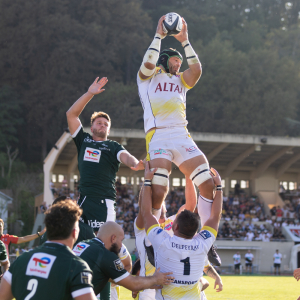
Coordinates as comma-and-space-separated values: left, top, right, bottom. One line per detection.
54, 128, 300, 179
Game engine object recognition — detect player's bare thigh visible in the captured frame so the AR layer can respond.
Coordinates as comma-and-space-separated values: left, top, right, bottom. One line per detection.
179, 155, 214, 200
149, 158, 172, 209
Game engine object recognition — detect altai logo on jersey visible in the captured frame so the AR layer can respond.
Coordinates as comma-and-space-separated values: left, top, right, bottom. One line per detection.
26, 253, 56, 279
154, 82, 183, 93
83, 147, 101, 163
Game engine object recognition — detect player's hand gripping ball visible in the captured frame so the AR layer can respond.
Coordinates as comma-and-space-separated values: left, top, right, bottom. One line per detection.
162, 12, 183, 36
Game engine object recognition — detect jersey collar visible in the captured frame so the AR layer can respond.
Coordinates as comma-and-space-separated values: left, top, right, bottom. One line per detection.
94, 237, 105, 246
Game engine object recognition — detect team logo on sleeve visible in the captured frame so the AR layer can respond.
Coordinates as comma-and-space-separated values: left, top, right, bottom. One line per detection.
73, 243, 90, 256
113, 259, 124, 271
83, 147, 101, 163
81, 272, 92, 284
26, 253, 56, 279
199, 230, 211, 240
155, 228, 163, 235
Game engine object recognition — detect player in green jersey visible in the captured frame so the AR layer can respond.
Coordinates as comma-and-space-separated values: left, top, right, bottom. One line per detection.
0, 240, 9, 280
73, 221, 174, 298
0, 200, 96, 300
66, 77, 144, 232
40, 196, 95, 245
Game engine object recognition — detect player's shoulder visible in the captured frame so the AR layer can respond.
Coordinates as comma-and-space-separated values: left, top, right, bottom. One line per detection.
196, 226, 217, 240
137, 67, 165, 83
105, 139, 123, 150
100, 246, 119, 264
0, 240, 5, 248
71, 253, 91, 271
147, 224, 169, 241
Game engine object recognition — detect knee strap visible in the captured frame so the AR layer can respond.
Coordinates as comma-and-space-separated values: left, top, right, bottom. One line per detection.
190, 163, 211, 186
151, 168, 169, 186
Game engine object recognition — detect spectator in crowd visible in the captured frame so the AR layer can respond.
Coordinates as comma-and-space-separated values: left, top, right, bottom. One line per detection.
49, 180, 56, 195
0, 219, 46, 257
40, 201, 48, 213
273, 249, 282, 275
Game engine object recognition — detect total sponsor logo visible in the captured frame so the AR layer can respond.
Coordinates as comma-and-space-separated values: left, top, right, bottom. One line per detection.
33, 257, 51, 268
26, 253, 56, 279
84, 147, 101, 163
87, 150, 100, 157
73, 243, 90, 256
76, 244, 86, 251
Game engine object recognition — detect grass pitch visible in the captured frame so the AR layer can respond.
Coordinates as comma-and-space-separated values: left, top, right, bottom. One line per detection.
119, 275, 298, 300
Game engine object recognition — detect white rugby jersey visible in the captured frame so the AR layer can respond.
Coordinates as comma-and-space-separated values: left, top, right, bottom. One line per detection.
134, 219, 156, 277
147, 224, 216, 300
137, 67, 193, 133
119, 243, 129, 260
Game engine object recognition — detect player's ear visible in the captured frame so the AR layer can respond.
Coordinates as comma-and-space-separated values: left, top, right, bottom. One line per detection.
111, 234, 116, 243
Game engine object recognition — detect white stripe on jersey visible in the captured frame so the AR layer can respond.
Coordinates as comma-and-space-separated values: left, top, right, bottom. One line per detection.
137, 67, 191, 133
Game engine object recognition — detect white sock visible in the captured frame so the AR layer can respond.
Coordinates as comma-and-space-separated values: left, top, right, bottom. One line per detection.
198, 195, 213, 228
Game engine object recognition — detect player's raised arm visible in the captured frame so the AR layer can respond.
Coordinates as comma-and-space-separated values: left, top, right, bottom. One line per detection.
135, 186, 145, 230
138, 16, 166, 80
140, 162, 159, 232
66, 77, 108, 135
174, 18, 202, 88
184, 176, 197, 212
202, 168, 223, 232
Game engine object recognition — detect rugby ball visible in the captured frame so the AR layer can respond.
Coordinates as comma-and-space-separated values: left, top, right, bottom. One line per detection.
162, 12, 183, 36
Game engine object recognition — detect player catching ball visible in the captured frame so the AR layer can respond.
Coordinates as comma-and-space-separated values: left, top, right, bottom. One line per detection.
137, 15, 220, 265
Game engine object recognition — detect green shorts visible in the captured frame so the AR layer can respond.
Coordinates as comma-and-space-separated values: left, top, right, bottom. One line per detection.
78, 194, 116, 231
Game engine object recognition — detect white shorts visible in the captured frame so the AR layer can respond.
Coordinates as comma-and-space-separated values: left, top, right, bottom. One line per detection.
146, 127, 203, 166
201, 291, 207, 300
110, 285, 120, 300
139, 289, 156, 300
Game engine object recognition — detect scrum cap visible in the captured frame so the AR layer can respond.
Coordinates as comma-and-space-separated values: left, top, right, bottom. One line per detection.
156, 48, 183, 73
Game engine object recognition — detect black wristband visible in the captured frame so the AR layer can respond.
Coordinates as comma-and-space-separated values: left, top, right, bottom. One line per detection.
37, 232, 40, 237
144, 180, 152, 187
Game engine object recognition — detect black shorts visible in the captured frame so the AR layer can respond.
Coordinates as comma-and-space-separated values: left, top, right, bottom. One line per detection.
274, 263, 281, 268
234, 263, 241, 270
78, 194, 116, 231
246, 262, 252, 267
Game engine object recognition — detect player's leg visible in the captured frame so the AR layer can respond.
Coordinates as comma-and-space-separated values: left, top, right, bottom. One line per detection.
146, 129, 173, 218
179, 154, 214, 201
278, 264, 281, 275
97, 281, 111, 300
148, 158, 172, 210
179, 154, 221, 266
